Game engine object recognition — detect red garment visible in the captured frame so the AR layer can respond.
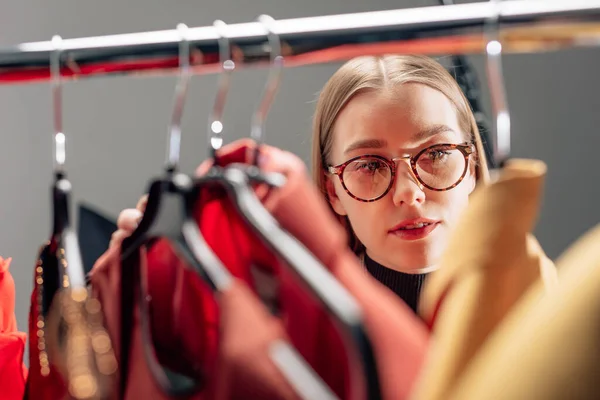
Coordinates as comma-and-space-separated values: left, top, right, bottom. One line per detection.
91, 244, 303, 400
26, 244, 68, 400
88, 139, 429, 399
0, 256, 28, 400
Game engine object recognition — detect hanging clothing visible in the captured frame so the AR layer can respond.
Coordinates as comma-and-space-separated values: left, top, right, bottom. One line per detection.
78, 203, 118, 275
92, 243, 310, 400
26, 244, 67, 400
0, 256, 27, 400
88, 139, 429, 400
26, 243, 118, 400
448, 222, 600, 400
411, 158, 558, 400
363, 253, 428, 314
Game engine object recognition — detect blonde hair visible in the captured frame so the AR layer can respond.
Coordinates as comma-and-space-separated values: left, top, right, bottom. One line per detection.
311, 55, 490, 255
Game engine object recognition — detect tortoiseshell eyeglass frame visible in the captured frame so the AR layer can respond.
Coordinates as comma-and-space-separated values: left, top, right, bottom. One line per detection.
327, 142, 475, 203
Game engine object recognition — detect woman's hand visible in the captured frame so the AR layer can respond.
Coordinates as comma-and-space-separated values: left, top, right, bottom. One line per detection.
109, 194, 147, 248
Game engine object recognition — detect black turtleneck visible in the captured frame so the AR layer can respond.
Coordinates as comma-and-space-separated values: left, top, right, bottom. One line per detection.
364, 253, 429, 314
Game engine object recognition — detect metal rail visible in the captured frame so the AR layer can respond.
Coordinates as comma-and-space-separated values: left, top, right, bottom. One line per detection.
1, 0, 599, 84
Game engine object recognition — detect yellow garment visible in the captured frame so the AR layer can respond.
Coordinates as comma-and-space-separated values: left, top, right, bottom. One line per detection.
411, 159, 557, 400
451, 221, 600, 400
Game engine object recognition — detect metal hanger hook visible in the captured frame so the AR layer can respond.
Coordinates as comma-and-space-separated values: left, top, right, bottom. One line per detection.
209, 19, 235, 160
166, 23, 192, 173
51, 35, 66, 175
251, 14, 284, 163
485, 0, 511, 167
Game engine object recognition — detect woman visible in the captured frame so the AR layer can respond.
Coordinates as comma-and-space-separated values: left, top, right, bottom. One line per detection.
113, 54, 489, 313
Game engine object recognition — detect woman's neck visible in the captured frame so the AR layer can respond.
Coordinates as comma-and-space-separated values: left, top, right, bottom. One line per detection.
364, 251, 439, 274
362, 253, 430, 314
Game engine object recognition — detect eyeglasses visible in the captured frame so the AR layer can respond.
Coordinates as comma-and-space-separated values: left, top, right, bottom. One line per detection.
327, 142, 475, 202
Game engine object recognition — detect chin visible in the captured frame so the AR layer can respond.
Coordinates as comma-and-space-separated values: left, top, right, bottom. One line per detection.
386, 241, 442, 272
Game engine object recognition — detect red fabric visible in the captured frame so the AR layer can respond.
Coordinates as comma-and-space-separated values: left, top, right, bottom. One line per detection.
187, 187, 351, 397
90, 245, 207, 399
90, 244, 302, 400
26, 246, 69, 400
0, 257, 28, 400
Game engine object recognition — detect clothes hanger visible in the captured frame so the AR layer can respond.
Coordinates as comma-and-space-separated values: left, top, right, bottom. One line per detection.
485, 0, 511, 170
438, 0, 496, 170
120, 22, 232, 291
119, 21, 335, 400
32, 35, 117, 400
119, 23, 234, 397
195, 15, 382, 400
206, 19, 233, 161
45, 34, 87, 309
197, 19, 340, 400
249, 15, 285, 167
203, 16, 286, 187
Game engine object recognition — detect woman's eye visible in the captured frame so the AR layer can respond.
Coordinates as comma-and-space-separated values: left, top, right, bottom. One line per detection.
427, 150, 451, 161
358, 161, 383, 171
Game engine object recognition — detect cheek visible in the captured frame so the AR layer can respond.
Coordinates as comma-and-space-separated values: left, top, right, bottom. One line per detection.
339, 196, 385, 236
432, 184, 471, 224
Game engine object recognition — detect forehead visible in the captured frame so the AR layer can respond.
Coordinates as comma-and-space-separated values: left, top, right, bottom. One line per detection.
332, 83, 463, 157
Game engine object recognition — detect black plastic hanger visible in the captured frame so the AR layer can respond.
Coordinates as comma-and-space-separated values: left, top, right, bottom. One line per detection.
197, 15, 381, 400
119, 23, 233, 398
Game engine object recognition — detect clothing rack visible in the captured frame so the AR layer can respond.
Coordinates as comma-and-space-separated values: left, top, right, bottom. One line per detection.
1, 0, 599, 84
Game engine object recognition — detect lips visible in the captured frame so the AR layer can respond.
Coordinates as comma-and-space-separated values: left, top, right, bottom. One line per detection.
389, 218, 440, 241
396, 221, 434, 230
390, 218, 438, 231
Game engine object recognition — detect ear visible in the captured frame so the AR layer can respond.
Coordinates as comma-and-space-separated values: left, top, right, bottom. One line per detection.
325, 174, 348, 216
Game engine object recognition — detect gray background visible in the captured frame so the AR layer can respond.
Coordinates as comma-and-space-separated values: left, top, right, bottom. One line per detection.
1, 0, 599, 337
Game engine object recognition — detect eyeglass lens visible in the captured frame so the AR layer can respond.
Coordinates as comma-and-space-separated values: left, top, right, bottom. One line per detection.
342, 144, 467, 200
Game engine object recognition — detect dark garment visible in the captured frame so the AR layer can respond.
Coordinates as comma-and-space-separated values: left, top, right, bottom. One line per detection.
364, 254, 428, 314
77, 203, 117, 275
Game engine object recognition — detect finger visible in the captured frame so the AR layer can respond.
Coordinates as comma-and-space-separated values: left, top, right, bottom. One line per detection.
136, 194, 148, 212
195, 159, 214, 177
258, 147, 306, 175
253, 183, 271, 201
109, 229, 130, 249
117, 208, 143, 231
194, 138, 257, 177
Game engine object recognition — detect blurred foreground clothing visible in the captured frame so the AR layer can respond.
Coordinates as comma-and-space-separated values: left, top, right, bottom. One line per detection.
0, 257, 28, 400
412, 159, 558, 400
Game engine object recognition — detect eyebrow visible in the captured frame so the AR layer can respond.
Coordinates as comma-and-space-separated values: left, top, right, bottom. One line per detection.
413, 124, 456, 141
343, 124, 456, 155
343, 138, 387, 155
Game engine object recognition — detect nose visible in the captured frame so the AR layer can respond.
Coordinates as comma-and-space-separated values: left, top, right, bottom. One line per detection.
391, 158, 426, 206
